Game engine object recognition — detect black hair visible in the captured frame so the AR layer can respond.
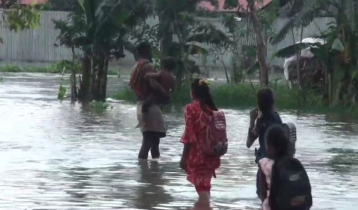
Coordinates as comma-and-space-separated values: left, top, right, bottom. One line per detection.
266, 125, 299, 210
257, 88, 274, 113
161, 57, 176, 71
136, 42, 151, 56
191, 78, 218, 111
265, 125, 290, 160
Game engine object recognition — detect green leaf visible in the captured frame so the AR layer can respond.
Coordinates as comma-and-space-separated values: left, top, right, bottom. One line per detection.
271, 0, 326, 44
223, 0, 239, 9
78, 0, 85, 12
331, 38, 344, 52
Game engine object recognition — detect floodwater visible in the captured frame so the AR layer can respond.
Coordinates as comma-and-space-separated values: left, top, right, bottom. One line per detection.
0, 73, 358, 210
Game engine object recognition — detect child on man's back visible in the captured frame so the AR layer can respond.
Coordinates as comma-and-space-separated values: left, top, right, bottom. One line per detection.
142, 57, 176, 113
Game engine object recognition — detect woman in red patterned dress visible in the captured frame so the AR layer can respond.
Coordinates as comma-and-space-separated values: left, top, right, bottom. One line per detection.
180, 78, 221, 205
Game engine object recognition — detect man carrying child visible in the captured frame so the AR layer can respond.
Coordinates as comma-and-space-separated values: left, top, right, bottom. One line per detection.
129, 42, 176, 160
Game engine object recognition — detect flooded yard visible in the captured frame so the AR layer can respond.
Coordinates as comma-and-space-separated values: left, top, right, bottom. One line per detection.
0, 73, 357, 210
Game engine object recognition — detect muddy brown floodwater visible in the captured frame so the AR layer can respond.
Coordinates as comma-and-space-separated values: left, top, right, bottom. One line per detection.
0, 73, 358, 210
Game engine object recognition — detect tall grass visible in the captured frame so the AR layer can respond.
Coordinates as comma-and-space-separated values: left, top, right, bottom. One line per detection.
113, 82, 326, 110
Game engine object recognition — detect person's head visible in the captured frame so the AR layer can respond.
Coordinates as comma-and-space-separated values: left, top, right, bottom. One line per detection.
190, 78, 218, 111
257, 88, 275, 113
137, 42, 152, 60
265, 125, 290, 160
161, 57, 176, 72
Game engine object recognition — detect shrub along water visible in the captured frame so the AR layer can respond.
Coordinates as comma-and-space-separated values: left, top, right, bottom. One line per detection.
114, 82, 329, 112
114, 81, 358, 117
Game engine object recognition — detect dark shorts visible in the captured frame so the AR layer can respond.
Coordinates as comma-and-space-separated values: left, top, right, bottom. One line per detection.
143, 131, 166, 140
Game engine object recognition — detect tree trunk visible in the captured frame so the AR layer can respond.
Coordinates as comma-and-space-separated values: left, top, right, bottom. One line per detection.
78, 51, 92, 101
93, 55, 104, 101
160, 33, 173, 57
100, 58, 109, 101
91, 56, 98, 100
159, 15, 173, 57
70, 47, 77, 102
220, 54, 230, 84
247, 0, 269, 86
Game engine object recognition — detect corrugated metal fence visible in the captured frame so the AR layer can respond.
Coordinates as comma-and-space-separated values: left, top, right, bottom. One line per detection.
0, 10, 73, 62
0, 10, 332, 70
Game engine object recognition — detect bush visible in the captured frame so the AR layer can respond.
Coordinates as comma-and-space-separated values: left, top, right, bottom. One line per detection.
115, 82, 351, 113
90, 101, 111, 110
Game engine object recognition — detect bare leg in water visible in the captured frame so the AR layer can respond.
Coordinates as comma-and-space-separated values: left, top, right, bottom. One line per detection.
150, 137, 160, 159
138, 132, 161, 159
193, 186, 211, 209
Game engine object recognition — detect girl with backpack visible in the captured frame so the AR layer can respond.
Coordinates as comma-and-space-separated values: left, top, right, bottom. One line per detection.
259, 125, 312, 210
180, 78, 227, 206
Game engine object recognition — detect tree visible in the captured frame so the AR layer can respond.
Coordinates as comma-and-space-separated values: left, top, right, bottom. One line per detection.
272, 0, 358, 106
151, 0, 239, 87
223, 0, 274, 87
44, 0, 77, 11
54, 0, 151, 102
1, 1, 40, 35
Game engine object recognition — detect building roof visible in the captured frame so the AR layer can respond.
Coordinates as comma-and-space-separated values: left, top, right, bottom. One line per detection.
200, 0, 272, 11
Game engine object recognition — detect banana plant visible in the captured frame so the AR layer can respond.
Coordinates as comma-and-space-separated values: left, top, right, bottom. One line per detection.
54, 0, 152, 102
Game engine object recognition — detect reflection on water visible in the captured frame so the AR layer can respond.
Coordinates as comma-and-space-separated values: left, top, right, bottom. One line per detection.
136, 161, 172, 209
0, 73, 358, 210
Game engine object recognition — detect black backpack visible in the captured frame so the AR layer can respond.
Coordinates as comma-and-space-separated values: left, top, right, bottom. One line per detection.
270, 157, 312, 210
264, 122, 297, 157
282, 123, 297, 157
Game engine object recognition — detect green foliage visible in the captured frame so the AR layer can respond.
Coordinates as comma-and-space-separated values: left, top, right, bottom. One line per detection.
143, 0, 237, 85
58, 84, 67, 100
54, 0, 152, 101
271, 0, 341, 44
43, 0, 77, 11
3, 4, 40, 32
273, 0, 358, 107
114, 82, 326, 110
90, 101, 111, 110
57, 63, 67, 100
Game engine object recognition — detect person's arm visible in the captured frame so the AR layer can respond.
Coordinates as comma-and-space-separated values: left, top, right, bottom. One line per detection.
180, 144, 191, 170
259, 166, 268, 202
144, 72, 161, 80
170, 77, 177, 94
180, 105, 196, 170
247, 123, 259, 148
142, 64, 167, 94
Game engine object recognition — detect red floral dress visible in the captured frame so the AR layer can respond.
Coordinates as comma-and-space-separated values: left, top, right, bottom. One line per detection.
180, 100, 221, 189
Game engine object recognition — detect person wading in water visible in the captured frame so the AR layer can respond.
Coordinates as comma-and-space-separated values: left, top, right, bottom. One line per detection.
246, 88, 282, 198
130, 42, 169, 160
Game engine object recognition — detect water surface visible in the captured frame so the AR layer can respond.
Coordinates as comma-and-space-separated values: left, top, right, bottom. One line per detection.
0, 73, 357, 210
